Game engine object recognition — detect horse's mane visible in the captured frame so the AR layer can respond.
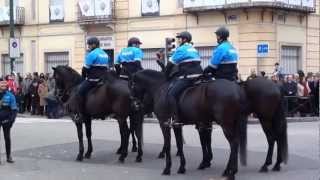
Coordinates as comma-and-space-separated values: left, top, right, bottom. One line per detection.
55, 65, 82, 86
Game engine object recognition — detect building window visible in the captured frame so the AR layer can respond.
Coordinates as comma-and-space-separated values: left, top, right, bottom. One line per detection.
49, 0, 64, 22
140, 46, 214, 70
31, 40, 36, 72
141, 0, 160, 16
195, 46, 215, 68
177, 0, 184, 8
280, 46, 301, 75
5, 0, 19, 6
141, 48, 162, 70
45, 52, 69, 74
32, 0, 36, 20
2, 54, 24, 76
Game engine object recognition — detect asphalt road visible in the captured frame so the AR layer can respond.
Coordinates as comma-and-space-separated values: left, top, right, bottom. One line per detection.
0, 118, 319, 180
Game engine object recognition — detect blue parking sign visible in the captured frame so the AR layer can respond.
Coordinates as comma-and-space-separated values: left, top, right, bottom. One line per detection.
257, 43, 269, 57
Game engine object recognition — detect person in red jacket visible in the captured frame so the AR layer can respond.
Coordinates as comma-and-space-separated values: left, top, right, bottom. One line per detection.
5, 75, 17, 95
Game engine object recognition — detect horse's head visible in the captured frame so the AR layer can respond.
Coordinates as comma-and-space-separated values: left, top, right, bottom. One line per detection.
129, 69, 166, 101
52, 66, 82, 103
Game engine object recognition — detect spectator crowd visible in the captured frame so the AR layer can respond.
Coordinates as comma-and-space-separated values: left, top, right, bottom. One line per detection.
1, 72, 63, 119
243, 63, 319, 117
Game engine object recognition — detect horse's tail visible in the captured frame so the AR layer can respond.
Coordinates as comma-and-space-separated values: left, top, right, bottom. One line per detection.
273, 96, 289, 164
239, 114, 248, 166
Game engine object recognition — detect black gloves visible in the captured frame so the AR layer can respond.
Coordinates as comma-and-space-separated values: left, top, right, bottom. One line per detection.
203, 66, 216, 77
114, 64, 121, 76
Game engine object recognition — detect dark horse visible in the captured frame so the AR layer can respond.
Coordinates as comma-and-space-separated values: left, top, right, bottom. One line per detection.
52, 65, 144, 163
129, 69, 247, 179
241, 77, 288, 172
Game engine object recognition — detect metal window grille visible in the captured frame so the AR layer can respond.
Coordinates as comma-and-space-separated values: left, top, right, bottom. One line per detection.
2, 54, 24, 76
141, 48, 162, 71
141, 46, 214, 70
280, 46, 301, 74
195, 46, 214, 68
50, 0, 63, 5
45, 52, 69, 74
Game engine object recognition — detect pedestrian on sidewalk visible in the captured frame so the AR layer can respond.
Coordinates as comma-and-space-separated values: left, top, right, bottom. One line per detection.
0, 79, 18, 164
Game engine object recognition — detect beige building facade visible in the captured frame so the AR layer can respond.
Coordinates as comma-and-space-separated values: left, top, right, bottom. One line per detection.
0, 0, 319, 78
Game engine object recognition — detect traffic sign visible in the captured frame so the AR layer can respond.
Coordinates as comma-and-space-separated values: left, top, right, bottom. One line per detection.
9, 38, 20, 58
257, 43, 269, 57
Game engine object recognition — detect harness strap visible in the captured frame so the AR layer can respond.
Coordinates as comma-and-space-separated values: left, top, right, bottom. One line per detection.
178, 74, 202, 79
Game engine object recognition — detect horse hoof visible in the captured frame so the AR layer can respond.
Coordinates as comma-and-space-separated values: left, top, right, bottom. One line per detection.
135, 157, 142, 163
116, 148, 122, 155
198, 161, 211, 170
132, 146, 138, 153
223, 175, 235, 180
162, 168, 171, 175
176, 151, 182, 157
222, 170, 235, 178
84, 153, 92, 159
158, 152, 165, 159
259, 166, 269, 173
6, 158, 14, 163
76, 155, 83, 162
118, 156, 126, 163
272, 165, 281, 172
177, 167, 186, 174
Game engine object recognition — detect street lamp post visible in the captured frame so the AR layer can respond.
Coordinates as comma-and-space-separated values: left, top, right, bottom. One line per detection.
9, 0, 15, 74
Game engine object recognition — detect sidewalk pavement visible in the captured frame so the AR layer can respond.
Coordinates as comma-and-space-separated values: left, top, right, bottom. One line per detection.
17, 113, 319, 124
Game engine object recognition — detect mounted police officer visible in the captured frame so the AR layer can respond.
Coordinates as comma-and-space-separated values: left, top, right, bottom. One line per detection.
115, 37, 144, 78
76, 36, 109, 115
203, 27, 238, 81
0, 79, 17, 164
167, 31, 203, 126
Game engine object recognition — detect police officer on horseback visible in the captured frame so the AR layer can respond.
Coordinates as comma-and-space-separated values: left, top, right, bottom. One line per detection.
115, 37, 144, 77
167, 31, 203, 126
76, 36, 109, 115
203, 27, 238, 81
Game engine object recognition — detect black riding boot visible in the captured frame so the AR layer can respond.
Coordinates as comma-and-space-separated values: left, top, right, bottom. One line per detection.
168, 96, 183, 127
73, 94, 85, 122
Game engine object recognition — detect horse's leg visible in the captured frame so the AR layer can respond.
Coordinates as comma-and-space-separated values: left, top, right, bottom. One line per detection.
161, 122, 172, 175
197, 128, 209, 170
205, 128, 213, 167
3, 123, 14, 163
129, 117, 138, 153
132, 112, 144, 163
75, 122, 84, 161
259, 119, 275, 173
158, 124, 166, 159
173, 127, 182, 156
173, 126, 186, 174
84, 119, 93, 159
222, 129, 239, 180
118, 118, 130, 163
116, 121, 123, 155
272, 106, 288, 172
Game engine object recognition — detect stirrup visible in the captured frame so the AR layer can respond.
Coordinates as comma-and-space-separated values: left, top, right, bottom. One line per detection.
172, 121, 183, 127
72, 113, 81, 122
163, 118, 183, 127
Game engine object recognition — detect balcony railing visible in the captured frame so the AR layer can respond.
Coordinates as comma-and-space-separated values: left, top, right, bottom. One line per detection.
0, 7, 25, 26
183, 0, 315, 13
77, 0, 115, 25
